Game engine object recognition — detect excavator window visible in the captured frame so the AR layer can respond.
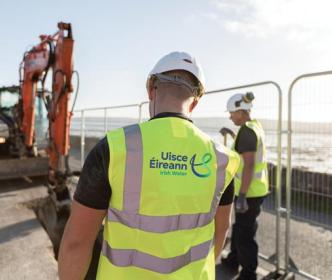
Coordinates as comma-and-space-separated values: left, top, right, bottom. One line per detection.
0, 89, 19, 108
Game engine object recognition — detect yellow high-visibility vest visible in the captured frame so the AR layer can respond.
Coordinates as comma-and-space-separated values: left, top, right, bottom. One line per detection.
97, 117, 239, 280
233, 119, 269, 198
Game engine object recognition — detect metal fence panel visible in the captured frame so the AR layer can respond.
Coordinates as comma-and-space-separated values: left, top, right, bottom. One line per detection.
192, 82, 283, 271
287, 71, 332, 279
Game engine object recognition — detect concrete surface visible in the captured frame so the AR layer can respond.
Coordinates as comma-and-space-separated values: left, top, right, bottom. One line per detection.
0, 178, 58, 280
216, 251, 270, 279
257, 210, 332, 280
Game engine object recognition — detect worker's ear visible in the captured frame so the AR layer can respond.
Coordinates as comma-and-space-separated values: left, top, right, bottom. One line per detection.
189, 97, 199, 113
148, 85, 157, 101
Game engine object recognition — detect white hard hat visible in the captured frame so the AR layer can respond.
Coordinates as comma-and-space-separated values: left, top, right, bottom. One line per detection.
226, 92, 254, 112
146, 51, 206, 94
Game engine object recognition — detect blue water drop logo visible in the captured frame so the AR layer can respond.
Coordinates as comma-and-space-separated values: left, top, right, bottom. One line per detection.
190, 153, 212, 178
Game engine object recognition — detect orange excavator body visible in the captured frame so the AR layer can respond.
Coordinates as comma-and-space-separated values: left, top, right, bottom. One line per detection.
0, 23, 77, 203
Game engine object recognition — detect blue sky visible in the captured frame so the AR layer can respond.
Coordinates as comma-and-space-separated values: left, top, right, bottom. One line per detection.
1, 0, 332, 117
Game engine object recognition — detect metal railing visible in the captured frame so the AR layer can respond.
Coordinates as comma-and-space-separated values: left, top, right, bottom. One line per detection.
73, 103, 143, 167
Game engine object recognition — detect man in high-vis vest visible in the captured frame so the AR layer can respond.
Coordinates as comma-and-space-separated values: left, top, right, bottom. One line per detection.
58, 51, 240, 280
221, 92, 269, 280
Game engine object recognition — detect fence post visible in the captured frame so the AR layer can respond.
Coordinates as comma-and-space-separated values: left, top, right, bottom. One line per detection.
104, 108, 108, 133
138, 103, 142, 123
138, 101, 149, 123
80, 110, 85, 168
274, 82, 283, 273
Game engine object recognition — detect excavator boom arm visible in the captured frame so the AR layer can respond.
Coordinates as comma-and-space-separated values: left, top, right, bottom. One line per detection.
19, 23, 75, 200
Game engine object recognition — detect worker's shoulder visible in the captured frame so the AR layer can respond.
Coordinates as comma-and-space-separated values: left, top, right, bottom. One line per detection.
93, 136, 109, 154
189, 123, 213, 140
82, 136, 109, 170
105, 123, 137, 142
239, 124, 256, 138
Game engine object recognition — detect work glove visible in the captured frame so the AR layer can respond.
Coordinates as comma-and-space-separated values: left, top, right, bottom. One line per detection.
236, 193, 249, 213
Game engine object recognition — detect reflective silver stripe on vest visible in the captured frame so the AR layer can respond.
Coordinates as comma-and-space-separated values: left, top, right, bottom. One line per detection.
212, 143, 229, 211
102, 238, 213, 274
123, 124, 143, 212
107, 130, 229, 232
108, 206, 217, 233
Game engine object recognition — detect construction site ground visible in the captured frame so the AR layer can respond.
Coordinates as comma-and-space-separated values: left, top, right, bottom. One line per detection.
0, 169, 270, 279
0, 178, 58, 279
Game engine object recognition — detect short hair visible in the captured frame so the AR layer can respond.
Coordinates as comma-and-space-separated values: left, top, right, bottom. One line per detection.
149, 70, 201, 100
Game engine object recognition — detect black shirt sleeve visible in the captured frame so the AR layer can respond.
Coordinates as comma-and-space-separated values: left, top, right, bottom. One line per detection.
219, 179, 234, 206
235, 125, 257, 154
73, 137, 111, 209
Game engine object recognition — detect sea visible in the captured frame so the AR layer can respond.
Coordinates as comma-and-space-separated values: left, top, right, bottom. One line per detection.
67, 117, 332, 174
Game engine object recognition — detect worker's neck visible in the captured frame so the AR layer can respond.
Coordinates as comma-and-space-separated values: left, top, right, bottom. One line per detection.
153, 103, 190, 117
240, 115, 251, 126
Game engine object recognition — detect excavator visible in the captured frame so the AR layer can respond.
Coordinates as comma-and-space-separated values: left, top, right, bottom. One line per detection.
0, 22, 76, 200
0, 22, 79, 249
0, 23, 102, 277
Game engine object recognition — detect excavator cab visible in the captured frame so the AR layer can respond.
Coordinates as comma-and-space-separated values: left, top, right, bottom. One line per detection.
0, 85, 49, 179
0, 86, 19, 108
0, 86, 21, 156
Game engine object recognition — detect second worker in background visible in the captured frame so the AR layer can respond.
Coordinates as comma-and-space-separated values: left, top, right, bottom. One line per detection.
222, 92, 269, 280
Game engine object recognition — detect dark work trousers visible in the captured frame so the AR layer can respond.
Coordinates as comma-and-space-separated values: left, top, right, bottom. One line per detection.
228, 196, 265, 280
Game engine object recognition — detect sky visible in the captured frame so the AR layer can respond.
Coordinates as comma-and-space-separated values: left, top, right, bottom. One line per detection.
0, 0, 332, 121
